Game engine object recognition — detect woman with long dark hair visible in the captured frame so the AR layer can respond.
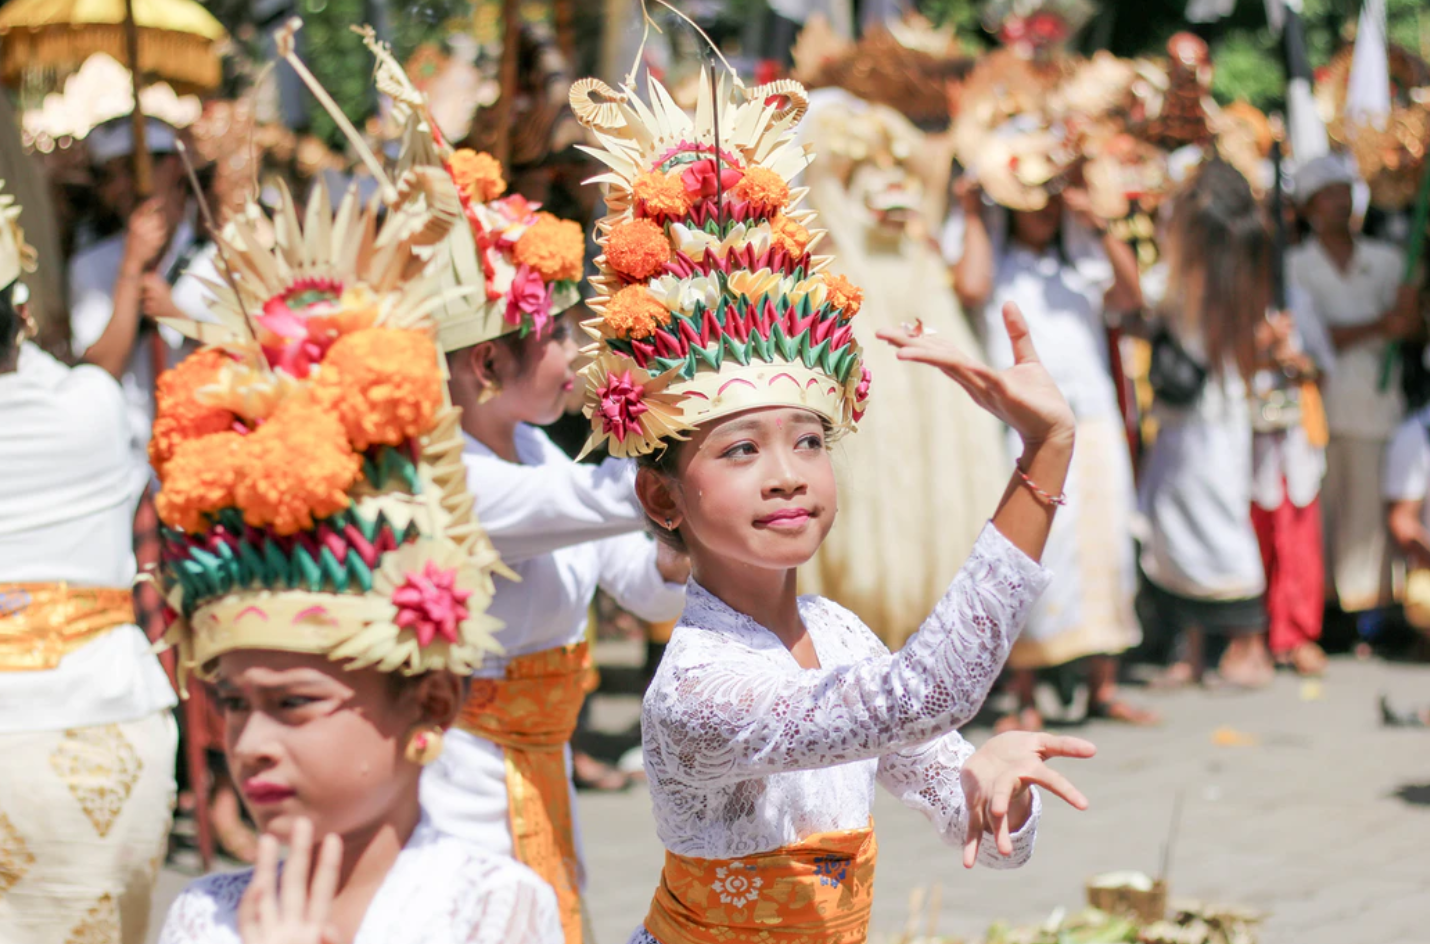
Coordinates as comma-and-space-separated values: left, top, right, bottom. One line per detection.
1139, 158, 1275, 687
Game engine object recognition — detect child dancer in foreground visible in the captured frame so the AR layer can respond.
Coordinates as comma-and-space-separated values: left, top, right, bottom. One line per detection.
149, 146, 561, 942
568, 72, 1094, 942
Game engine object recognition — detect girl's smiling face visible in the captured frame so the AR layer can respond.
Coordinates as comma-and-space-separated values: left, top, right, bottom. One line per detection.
641, 407, 837, 576
214, 650, 456, 841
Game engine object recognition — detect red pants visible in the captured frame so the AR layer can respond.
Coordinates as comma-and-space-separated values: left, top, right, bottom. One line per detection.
1251, 493, 1325, 655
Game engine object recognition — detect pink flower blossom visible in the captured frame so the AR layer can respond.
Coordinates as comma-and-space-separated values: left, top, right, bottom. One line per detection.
257, 279, 343, 378
681, 158, 744, 199
392, 561, 473, 648
493, 193, 541, 227
596, 370, 650, 443
852, 365, 872, 422
505, 264, 553, 334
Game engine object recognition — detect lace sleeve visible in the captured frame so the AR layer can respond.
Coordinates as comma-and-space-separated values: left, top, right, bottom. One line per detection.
458, 859, 564, 944
876, 733, 1039, 870
647, 524, 1048, 786
156, 871, 250, 943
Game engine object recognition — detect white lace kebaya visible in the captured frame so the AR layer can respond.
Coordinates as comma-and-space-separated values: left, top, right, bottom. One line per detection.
629, 522, 1051, 943
157, 817, 563, 944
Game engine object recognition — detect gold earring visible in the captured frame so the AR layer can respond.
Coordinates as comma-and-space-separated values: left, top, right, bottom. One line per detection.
665, 517, 675, 530
19, 311, 37, 342
403, 724, 444, 766
475, 380, 502, 405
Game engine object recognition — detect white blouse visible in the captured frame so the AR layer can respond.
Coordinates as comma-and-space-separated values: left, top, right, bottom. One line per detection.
0, 343, 176, 734
421, 425, 685, 859
157, 818, 563, 944
629, 524, 1050, 943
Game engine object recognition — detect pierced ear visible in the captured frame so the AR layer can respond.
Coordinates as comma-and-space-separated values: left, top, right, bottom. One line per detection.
636, 466, 682, 532
416, 672, 464, 728
466, 340, 503, 389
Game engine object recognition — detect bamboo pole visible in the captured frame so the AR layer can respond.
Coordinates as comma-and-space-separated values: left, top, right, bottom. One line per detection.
123, 0, 153, 197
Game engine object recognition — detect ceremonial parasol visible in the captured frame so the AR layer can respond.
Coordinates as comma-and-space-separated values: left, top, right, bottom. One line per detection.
0, 0, 228, 192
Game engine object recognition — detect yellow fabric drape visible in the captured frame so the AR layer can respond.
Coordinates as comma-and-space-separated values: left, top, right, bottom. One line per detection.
456, 641, 598, 944
645, 823, 878, 944
0, 583, 135, 672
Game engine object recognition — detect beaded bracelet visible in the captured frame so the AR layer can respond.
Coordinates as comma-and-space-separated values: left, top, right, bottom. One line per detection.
1015, 464, 1068, 506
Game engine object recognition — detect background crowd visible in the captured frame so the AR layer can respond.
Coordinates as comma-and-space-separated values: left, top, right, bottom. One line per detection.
2, 0, 1430, 938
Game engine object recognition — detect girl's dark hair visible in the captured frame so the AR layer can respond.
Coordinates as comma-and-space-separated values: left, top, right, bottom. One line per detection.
0, 282, 18, 367
1160, 157, 1270, 381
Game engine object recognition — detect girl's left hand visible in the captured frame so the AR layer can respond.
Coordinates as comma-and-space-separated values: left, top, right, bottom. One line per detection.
238, 817, 344, 944
959, 732, 1096, 868
878, 303, 1075, 449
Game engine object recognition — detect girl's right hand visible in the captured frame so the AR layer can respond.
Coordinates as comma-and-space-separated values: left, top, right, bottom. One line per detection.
877, 302, 1075, 449
238, 817, 343, 944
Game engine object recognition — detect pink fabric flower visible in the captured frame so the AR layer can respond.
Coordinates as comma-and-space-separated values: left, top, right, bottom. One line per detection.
681, 158, 744, 199
852, 365, 872, 422
257, 279, 343, 378
505, 264, 553, 334
392, 561, 473, 648
596, 370, 650, 444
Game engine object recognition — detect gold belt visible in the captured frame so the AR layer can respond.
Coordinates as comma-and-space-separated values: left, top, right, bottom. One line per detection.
0, 582, 135, 672
457, 640, 599, 944
645, 822, 878, 944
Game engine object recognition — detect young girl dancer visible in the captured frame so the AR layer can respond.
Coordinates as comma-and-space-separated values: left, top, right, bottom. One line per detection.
357, 35, 687, 942
568, 70, 1095, 943
148, 60, 560, 941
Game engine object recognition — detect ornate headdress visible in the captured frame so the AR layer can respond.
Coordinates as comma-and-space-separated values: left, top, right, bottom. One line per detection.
358, 27, 583, 352
0, 180, 36, 294
569, 72, 870, 458
151, 32, 510, 690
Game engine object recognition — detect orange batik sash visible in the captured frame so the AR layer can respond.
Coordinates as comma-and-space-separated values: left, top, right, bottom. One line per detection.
456, 640, 599, 944
0, 582, 135, 672
644, 823, 878, 944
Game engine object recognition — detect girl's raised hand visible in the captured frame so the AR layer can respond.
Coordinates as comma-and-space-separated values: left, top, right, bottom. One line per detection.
877, 302, 1075, 449
959, 732, 1096, 869
238, 817, 344, 944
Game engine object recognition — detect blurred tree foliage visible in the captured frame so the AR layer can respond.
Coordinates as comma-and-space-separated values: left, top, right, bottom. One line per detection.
922, 0, 1429, 111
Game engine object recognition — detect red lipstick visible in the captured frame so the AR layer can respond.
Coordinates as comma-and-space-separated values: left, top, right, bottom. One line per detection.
755, 508, 812, 529
242, 780, 296, 805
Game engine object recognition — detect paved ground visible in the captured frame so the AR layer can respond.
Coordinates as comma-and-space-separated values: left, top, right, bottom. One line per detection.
150, 651, 1430, 944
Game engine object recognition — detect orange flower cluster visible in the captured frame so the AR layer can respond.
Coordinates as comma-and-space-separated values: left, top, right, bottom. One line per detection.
307, 286, 380, 341
769, 214, 811, 257
824, 273, 863, 318
149, 349, 236, 475
233, 394, 361, 536
732, 166, 790, 216
317, 328, 441, 450
513, 212, 585, 283
605, 219, 671, 280
155, 432, 245, 533
632, 170, 694, 218
603, 285, 671, 340
449, 149, 507, 203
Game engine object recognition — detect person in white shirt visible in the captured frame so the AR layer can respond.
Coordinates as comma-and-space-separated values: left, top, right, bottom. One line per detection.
1382, 404, 1430, 633
68, 116, 199, 484
0, 180, 178, 944
1288, 154, 1420, 616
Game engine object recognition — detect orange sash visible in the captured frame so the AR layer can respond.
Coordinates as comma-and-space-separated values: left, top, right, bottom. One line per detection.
645, 824, 878, 944
0, 582, 135, 672
456, 641, 599, 944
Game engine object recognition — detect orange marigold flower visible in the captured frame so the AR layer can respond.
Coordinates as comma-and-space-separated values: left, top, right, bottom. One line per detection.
604, 219, 671, 280
155, 432, 246, 533
769, 213, 811, 257
824, 273, 864, 318
512, 212, 585, 283
732, 166, 790, 216
632, 170, 694, 218
603, 285, 672, 340
149, 349, 236, 474
448, 149, 507, 203
234, 395, 361, 536
316, 328, 442, 450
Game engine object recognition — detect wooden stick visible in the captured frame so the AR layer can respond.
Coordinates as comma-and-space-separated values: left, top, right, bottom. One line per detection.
493, 0, 521, 166
123, 0, 152, 197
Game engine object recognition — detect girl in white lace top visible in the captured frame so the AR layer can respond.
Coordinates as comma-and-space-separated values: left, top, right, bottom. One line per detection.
619, 305, 1096, 943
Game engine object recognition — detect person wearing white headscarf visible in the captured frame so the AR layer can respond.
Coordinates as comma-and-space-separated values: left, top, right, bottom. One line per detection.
1288, 153, 1419, 616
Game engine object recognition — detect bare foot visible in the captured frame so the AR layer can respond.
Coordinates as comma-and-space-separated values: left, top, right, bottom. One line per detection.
1148, 661, 1199, 690
1089, 698, 1162, 726
1288, 642, 1328, 677
571, 751, 631, 792
994, 707, 1044, 733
